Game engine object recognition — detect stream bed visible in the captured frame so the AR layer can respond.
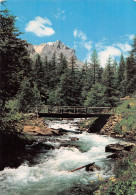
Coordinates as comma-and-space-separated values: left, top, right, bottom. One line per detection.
0, 119, 121, 195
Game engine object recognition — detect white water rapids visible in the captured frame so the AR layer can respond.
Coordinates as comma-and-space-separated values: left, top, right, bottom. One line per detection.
0, 119, 121, 195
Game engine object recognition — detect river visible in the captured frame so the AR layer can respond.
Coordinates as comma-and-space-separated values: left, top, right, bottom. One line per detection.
0, 119, 121, 195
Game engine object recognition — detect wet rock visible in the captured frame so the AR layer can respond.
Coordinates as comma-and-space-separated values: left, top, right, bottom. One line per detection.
61, 142, 77, 148
119, 142, 136, 151
69, 137, 79, 141
114, 134, 124, 138
31, 142, 55, 150
105, 142, 135, 153
85, 163, 100, 172
105, 143, 124, 153
107, 151, 128, 159
58, 128, 81, 134
23, 125, 60, 136
100, 115, 122, 136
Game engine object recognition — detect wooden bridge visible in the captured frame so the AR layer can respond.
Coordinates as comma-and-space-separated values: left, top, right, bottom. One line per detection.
33, 105, 115, 118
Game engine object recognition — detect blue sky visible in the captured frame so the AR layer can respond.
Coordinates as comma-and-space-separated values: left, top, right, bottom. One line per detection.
3, 0, 136, 66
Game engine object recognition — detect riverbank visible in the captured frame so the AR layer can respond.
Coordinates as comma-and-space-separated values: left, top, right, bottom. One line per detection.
94, 146, 136, 195
79, 99, 136, 142
1, 98, 135, 194
77, 98, 136, 194
22, 109, 136, 194
0, 119, 122, 195
22, 114, 61, 136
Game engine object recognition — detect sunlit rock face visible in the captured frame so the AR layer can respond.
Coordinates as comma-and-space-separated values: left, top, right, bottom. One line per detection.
27, 40, 84, 69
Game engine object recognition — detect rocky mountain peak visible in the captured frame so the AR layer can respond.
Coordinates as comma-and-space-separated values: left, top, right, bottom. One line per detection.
27, 40, 84, 68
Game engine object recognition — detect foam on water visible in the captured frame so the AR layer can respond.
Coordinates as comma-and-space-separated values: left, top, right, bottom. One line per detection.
0, 119, 120, 195
46, 119, 79, 131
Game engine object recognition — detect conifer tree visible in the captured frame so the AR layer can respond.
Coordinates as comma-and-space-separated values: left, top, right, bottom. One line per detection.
102, 57, 119, 106
90, 50, 102, 84
48, 52, 58, 89
57, 52, 68, 75
126, 37, 136, 94
117, 54, 127, 97
34, 55, 44, 89
84, 82, 105, 107
112, 59, 118, 88
0, 3, 32, 109
17, 80, 40, 112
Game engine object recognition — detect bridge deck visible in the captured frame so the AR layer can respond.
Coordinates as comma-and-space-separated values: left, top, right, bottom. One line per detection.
38, 112, 112, 118
34, 106, 115, 118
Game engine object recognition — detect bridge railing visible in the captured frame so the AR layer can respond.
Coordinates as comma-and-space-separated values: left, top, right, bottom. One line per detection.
34, 105, 115, 115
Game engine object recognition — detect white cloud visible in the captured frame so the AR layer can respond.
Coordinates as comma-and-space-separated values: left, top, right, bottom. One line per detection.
16, 17, 21, 21
93, 39, 131, 67
98, 46, 121, 67
128, 34, 135, 40
115, 43, 132, 52
74, 41, 92, 51
54, 8, 66, 20
73, 29, 92, 51
83, 41, 92, 51
25, 16, 55, 37
125, 34, 135, 41
95, 38, 107, 51
84, 34, 134, 67
94, 40, 121, 67
73, 29, 87, 41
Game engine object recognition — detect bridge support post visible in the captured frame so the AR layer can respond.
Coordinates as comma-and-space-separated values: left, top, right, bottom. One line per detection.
36, 106, 38, 120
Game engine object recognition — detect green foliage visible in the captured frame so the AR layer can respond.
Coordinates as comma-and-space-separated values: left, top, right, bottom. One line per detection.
78, 118, 97, 130
0, 7, 32, 108
4, 99, 23, 121
98, 148, 136, 195
102, 56, 119, 106
0, 99, 23, 134
48, 68, 82, 106
126, 37, 136, 94
1, 1, 136, 143
90, 50, 102, 84
117, 54, 127, 97
17, 80, 41, 112
114, 99, 136, 135
84, 83, 106, 106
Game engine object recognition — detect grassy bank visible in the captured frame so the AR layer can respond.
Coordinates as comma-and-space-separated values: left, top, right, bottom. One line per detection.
113, 99, 136, 140
77, 98, 136, 194
94, 147, 136, 195
78, 118, 97, 131
78, 98, 136, 140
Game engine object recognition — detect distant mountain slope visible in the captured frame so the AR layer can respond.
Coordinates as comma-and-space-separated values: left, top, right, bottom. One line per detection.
27, 40, 84, 68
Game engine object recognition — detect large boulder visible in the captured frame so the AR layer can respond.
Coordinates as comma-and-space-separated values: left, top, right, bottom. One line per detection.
31, 142, 56, 150
105, 142, 135, 153
70, 137, 79, 141
85, 163, 100, 172
107, 151, 128, 159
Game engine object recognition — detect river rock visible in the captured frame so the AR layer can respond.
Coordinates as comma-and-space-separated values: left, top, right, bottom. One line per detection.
31, 142, 55, 150
107, 150, 128, 159
70, 137, 79, 141
85, 163, 100, 172
105, 142, 135, 153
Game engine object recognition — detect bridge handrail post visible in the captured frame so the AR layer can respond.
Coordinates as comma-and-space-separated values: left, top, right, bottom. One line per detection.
35, 105, 38, 120
112, 107, 115, 115
74, 107, 76, 114
86, 107, 87, 114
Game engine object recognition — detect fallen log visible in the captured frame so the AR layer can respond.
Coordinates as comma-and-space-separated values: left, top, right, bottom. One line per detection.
68, 162, 95, 172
